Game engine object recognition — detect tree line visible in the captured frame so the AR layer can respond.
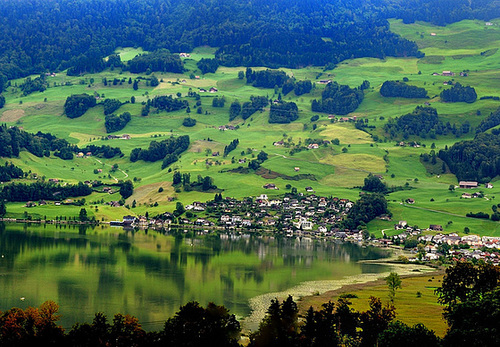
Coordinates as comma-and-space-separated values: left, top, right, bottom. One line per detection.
0, 181, 92, 202
172, 172, 217, 192
4, 261, 496, 346
0, 125, 122, 160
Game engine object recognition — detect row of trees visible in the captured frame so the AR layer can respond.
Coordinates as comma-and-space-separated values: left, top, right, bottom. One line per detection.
475, 106, 500, 133
224, 139, 239, 157
172, 172, 217, 192
0, 181, 92, 202
1, 261, 498, 346
0, 125, 122, 160
282, 79, 313, 96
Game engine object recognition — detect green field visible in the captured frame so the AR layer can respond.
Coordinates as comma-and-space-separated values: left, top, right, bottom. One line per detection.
2, 19, 500, 236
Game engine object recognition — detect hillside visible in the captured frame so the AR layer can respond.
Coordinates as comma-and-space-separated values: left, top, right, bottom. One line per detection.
0, 3, 500, 236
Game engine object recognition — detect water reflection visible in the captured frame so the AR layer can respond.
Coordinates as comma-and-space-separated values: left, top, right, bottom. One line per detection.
0, 223, 389, 330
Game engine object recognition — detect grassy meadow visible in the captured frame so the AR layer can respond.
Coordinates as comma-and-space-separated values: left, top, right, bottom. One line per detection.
1, 18, 500, 236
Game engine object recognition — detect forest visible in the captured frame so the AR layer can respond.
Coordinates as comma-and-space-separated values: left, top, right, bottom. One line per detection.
438, 132, 500, 182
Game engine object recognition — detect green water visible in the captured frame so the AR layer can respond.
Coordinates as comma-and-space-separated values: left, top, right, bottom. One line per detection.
0, 222, 390, 331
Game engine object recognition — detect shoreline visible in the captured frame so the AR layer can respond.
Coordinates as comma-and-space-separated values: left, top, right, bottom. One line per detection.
241, 260, 438, 332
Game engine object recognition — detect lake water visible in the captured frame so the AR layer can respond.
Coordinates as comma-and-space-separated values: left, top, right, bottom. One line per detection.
0, 222, 390, 331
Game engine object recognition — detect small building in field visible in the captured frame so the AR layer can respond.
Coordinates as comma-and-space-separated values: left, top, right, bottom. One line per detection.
459, 181, 478, 189
429, 224, 443, 231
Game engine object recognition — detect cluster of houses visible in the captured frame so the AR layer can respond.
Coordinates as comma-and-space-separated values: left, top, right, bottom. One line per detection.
218, 125, 237, 131
141, 194, 356, 238
107, 134, 131, 140
199, 87, 218, 93
179, 53, 191, 58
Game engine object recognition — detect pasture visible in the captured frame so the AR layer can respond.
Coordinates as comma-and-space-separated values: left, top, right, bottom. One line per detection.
2, 18, 500, 236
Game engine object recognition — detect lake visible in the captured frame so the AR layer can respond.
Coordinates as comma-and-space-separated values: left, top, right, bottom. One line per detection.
0, 222, 390, 331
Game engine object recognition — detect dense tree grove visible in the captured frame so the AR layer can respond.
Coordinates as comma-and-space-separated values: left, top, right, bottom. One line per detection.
246, 69, 289, 88
379, 80, 428, 98
311, 82, 364, 115
384, 106, 470, 139
440, 82, 477, 103
119, 180, 134, 199
105, 112, 132, 133
197, 58, 219, 74
438, 133, 500, 182
102, 99, 122, 115
64, 94, 97, 119
182, 117, 196, 127
0, 181, 92, 202
126, 51, 184, 74
150, 95, 188, 112
130, 135, 190, 169
19, 75, 47, 96
476, 106, 500, 133
0, 162, 24, 182
269, 101, 299, 124
229, 101, 242, 121
224, 139, 239, 157
240, 96, 269, 120
173, 172, 217, 192
212, 97, 226, 108
0, 94, 5, 109
344, 194, 389, 229
362, 174, 387, 193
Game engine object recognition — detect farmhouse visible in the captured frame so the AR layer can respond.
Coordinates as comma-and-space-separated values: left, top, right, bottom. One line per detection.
429, 224, 443, 231
442, 71, 455, 76
263, 183, 278, 190
459, 181, 478, 189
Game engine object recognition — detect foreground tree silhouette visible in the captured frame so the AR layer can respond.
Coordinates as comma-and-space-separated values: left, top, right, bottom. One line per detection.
162, 301, 240, 347
250, 295, 299, 347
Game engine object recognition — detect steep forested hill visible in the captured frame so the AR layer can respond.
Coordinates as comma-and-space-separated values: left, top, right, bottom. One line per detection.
0, 0, 418, 79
